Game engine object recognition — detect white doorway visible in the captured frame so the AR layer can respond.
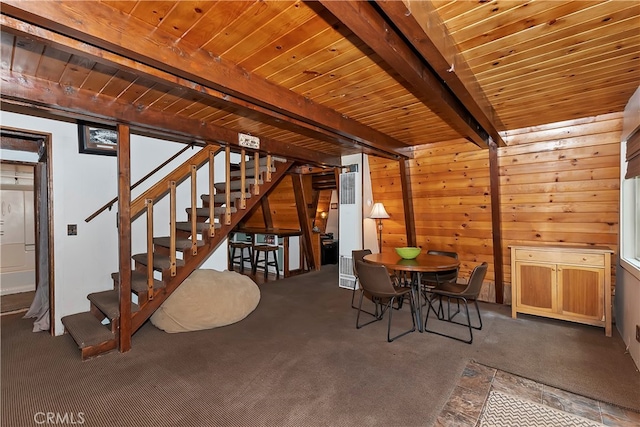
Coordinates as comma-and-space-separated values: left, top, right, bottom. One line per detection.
0, 127, 52, 332
0, 163, 36, 298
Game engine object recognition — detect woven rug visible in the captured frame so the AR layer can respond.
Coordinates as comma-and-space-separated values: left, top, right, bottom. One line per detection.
478, 390, 604, 427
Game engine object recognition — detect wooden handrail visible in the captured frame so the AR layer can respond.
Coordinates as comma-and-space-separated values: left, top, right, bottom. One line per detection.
85, 143, 195, 223
131, 145, 219, 219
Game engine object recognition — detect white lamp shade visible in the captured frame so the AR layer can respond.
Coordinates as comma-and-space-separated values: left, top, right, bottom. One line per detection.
369, 202, 390, 219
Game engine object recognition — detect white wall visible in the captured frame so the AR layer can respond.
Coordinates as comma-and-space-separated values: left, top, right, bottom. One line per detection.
1, 111, 228, 334
361, 155, 379, 253
618, 86, 640, 368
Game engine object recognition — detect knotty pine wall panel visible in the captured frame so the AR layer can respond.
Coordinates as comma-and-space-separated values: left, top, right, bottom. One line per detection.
242, 175, 302, 230
500, 112, 621, 295
369, 112, 621, 303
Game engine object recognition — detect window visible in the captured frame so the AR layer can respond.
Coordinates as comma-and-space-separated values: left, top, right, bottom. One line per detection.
621, 138, 640, 269
635, 178, 640, 262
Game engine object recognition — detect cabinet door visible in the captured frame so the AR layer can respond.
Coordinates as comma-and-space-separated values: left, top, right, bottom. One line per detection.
558, 265, 604, 321
515, 262, 556, 314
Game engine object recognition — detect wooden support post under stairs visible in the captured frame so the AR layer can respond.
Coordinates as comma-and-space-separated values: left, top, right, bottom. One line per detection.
117, 123, 132, 353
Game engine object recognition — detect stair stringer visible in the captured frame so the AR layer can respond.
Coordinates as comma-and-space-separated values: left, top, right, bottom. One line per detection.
130, 160, 295, 333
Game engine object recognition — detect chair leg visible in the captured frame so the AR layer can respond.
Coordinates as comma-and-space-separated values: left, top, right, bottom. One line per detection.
356, 291, 384, 329
424, 296, 479, 344
263, 251, 269, 280
387, 293, 416, 342
252, 251, 258, 275
272, 250, 280, 279
351, 284, 380, 318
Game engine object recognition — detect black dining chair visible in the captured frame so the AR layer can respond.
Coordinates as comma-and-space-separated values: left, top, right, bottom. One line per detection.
355, 260, 416, 342
351, 249, 378, 315
424, 262, 488, 344
421, 250, 459, 289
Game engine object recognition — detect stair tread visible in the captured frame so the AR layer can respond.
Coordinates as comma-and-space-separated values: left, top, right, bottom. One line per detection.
186, 206, 236, 216
61, 312, 115, 349
229, 165, 274, 178
215, 180, 263, 191
132, 253, 186, 270
88, 290, 140, 319
111, 271, 165, 295
153, 236, 205, 249
243, 157, 286, 168
201, 192, 251, 203
175, 221, 221, 232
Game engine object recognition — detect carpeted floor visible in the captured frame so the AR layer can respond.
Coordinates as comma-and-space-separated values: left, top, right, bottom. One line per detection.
2, 264, 639, 426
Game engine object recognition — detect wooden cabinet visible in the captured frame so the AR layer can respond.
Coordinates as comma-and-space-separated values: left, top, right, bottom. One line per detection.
510, 245, 613, 336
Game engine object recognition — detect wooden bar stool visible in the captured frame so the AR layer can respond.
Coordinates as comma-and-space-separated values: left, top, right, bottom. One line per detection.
252, 245, 280, 280
229, 241, 253, 273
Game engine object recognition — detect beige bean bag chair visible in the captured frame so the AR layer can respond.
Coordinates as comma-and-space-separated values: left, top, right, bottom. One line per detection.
151, 269, 260, 333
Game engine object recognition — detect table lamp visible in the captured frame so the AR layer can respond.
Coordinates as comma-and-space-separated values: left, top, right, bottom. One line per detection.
369, 202, 389, 252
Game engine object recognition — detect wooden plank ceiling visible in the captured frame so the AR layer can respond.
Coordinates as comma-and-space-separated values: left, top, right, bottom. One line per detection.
0, 1, 638, 165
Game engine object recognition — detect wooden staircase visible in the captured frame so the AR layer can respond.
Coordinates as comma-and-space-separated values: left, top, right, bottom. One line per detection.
62, 146, 293, 360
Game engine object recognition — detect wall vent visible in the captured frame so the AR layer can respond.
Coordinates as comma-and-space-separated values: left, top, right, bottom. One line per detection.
338, 255, 357, 290
340, 172, 356, 205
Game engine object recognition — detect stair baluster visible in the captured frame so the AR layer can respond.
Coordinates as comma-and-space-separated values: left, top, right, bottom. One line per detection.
145, 199, 154, 300
240, 149, 247, 209
169, 180, 177, 277
209, 150, 215, 237
190, 165, 198, 256
225, 146, 232, 225
253, 152, 260, 195
266, 154, 272, 182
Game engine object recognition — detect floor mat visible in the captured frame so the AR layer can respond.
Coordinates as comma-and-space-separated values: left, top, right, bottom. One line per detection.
479, 390, 603, 427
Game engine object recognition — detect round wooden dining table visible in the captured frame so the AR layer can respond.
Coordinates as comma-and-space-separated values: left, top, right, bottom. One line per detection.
363, 252, 460, 332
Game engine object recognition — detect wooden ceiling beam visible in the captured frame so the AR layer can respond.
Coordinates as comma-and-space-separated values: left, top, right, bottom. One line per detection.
0, 69, 340, 166
0, 14, 398, 162
1, 1, 410, 159
375, 0, 506, 147
318, 0, 491, 149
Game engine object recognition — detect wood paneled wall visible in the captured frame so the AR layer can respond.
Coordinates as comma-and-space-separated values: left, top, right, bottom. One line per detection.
242, 174, 330, 231
369, 113, 621, 302
242, 175, 301, 229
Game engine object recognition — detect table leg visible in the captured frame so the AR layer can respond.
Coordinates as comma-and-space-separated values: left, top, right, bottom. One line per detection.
414, 272, 423, 332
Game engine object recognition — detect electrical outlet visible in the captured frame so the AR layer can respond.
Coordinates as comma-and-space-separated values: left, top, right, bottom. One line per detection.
636, 325, 640, 343
67, 224, 77, 236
